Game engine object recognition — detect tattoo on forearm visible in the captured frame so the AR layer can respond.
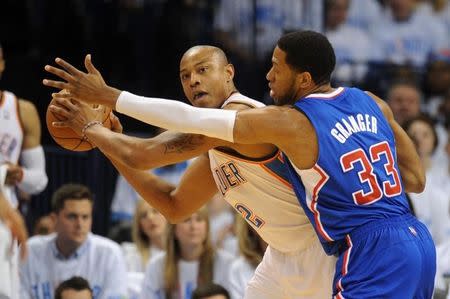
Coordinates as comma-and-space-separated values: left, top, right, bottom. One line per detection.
164, 135, 205, 154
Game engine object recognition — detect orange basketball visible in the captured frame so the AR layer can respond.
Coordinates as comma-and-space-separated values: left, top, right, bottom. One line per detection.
46, 98, 112, 151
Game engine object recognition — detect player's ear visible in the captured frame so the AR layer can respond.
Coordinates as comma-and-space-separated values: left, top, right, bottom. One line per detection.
225, 63, 235, 82
298, 71, 313, 89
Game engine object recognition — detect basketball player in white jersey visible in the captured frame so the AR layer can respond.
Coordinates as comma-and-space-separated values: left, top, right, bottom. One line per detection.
46, 46, 336, 298
0, 44, 48, 299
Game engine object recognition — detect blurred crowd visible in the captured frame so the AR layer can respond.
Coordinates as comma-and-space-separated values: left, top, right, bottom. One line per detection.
1, 0, 450, 298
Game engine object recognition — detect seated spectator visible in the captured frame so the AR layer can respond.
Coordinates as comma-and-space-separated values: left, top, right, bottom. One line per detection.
192, 283, 230, 299
55, 276, 93, 299
122, 199, 166, 273
325, 0, 373, 85
404, 115, 450, 245
228, 216, 267, 299
424, 51, 450, 120
208, 193, 238, 256
435, 239, 450, 299
140, 206, 233, 299
33, 214, 55, 236
386, 80, 422, 126
373, 0, 449, 68
20, 183, 127, 299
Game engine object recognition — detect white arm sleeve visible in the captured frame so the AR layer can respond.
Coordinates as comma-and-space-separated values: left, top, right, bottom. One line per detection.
18, 146, 48, 194
116, 91, 237, 142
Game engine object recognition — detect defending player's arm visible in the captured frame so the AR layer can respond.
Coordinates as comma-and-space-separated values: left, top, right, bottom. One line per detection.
367, 92, 426, 193
7, 100, 48, 194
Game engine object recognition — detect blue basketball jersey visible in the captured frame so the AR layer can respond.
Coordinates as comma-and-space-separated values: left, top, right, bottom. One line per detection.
284, 87, 411, 255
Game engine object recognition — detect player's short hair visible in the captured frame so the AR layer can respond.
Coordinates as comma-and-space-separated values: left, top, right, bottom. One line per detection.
192, 283, 230, 299
277, 30, 336, 85
52, 183, 93, 213
54, 276, 92, 299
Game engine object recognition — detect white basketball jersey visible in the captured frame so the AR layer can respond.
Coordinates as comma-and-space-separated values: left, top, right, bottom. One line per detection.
208, 93, 317, 253
0, 91, 24, 207
0, 91, 23, 165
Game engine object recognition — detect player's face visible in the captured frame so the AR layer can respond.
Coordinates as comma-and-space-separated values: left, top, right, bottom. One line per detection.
180, 49, 232, 108
407, 120, 436, 158
60, 289, 92, 299
266, 47, 301, 106
138, 204, 167, 241
55, 199, 92, 246
175, 212, 208, 249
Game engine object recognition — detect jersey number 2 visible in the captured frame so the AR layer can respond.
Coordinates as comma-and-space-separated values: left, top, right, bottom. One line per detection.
340, 141, 402, 205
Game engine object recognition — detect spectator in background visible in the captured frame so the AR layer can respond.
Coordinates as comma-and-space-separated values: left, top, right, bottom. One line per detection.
424, 51, 450, 121
122, 199, 166, 273
121, 199, 167, 299
435, 238, 450, 299
416, 0, 450, 35
228, 217, 267, 299
346, 0, 383, 33
324, 0, 372, 85
404, 115, 450, 245
140, 207, 233, 299
20, 183, 127, 299
33, 213, 55, 236
208, 193, 237, 256
192, 283, 230, 299
373, 0, 449, 68
386, 80, 422, 126
55, 276, 93, 299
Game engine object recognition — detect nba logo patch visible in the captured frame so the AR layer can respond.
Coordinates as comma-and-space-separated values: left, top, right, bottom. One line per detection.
408, 226, 417, 236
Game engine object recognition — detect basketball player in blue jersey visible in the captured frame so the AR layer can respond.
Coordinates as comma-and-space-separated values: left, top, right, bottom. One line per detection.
43, 31, 436, 298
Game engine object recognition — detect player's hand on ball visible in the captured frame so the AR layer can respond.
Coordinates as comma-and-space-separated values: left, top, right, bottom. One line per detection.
49, 98, 106, 137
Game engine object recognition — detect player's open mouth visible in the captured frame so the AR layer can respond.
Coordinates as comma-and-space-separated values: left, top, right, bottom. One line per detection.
193, 92, 208, 100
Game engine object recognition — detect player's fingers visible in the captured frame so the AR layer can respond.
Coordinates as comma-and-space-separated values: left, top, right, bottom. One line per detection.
43, 79, 71, 90
84, 54, 101, 75
52, 98, 75, 112
51, 92, 71, 100
49, 104, 71, 118
52, 121, 70, 128
44, 65, 75, 83
54, 57, 86, 77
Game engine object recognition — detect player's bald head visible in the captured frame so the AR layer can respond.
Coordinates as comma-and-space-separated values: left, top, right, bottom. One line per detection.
180, 45, 229, 67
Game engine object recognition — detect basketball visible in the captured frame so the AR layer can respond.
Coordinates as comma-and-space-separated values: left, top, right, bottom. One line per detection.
46, 97, 112, 151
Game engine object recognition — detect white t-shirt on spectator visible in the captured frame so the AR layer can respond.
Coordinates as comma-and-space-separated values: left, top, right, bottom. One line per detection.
121, 242, 164, 273
20, 233, 127, 299
435, 239, 450, 299
228, 256, 257, 299
140, 249, 234, 299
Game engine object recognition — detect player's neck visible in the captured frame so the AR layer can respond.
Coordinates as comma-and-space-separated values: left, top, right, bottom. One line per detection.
300, 83, 334, 99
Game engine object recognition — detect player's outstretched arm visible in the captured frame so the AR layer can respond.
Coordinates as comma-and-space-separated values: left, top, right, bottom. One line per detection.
49, 99, 227, 170
107, 153, 218, 223
367, 92, 426, 193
